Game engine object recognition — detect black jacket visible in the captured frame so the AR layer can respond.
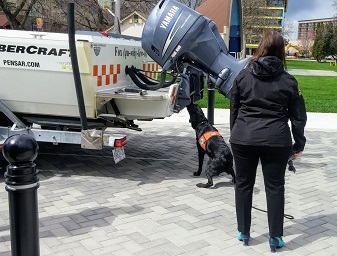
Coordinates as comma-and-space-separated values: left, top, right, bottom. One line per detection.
230, 56, 307, 152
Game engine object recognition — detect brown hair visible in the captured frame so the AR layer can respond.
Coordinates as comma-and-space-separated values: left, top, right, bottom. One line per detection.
250, 30, 286, 68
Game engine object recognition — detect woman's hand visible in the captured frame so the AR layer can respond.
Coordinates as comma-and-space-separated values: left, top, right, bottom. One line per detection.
292, 151, 302, 160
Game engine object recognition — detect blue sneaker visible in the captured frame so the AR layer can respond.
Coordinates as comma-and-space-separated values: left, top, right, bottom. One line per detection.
237, 232, 250, 246
269, 237, 285, 253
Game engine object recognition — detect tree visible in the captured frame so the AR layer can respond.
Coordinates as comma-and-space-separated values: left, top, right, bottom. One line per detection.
120, 0, 156, 18
333, 1, 337, 58
1, 0, 205, 32
298, 23, 315, 58
312, 22, 337, 62
54, 0, 111, 31
30, 0, 112, 32
0, 0, 38, 29
324, 22, 335, 57
331, 25, 337, 58
312, 23, 324, 61
311, 1, 337, 61
282, 19, 295, 41
178, 0, 206, 9
0, 0, 112, 31
119, 0, 205, 18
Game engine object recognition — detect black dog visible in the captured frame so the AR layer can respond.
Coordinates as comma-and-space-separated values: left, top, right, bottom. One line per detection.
186, 103, 236, 188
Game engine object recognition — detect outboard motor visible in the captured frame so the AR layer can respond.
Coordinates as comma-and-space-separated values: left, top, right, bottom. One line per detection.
142, 0, 249, 110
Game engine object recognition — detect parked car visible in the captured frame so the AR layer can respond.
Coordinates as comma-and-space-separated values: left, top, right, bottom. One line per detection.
325, 55, 336, 60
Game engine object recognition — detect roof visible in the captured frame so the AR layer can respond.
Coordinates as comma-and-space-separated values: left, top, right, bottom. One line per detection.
105, 10, 147, 31
0, 14, 10, 27
196, 0, 232, 33
298, 17, 336, 23
120, 11, 147, 23
0, 14, 23, 29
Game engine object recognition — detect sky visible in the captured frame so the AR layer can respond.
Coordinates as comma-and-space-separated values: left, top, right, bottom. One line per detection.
285, 0, 336, 40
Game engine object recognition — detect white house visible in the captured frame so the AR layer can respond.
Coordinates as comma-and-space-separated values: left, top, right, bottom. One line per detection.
107, 11, 147, 38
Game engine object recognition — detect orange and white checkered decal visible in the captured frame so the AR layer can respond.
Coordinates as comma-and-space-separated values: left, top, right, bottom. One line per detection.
93, 64, 121, 86
143, 63, 160, 79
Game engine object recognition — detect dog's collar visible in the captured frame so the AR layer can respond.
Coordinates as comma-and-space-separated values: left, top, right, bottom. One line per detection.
198, 131, 221, 150
195, 121, 208, 130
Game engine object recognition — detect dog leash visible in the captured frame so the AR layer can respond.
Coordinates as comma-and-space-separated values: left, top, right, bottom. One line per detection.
250, 159, 296, 220
252, 206, 294, 220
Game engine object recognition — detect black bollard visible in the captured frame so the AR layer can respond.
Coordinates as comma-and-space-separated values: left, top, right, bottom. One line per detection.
207, 83, 215, 125
2, 134, 40, 256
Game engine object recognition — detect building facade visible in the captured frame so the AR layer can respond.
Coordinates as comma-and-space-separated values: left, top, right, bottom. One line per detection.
298, 18, 336, 42
297, 18, 336, 57
196, 0, 245, 59
242, 0, 287, 55
196, 0, 288, 58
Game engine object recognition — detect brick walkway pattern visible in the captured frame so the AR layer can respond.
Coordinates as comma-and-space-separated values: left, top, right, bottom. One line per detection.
0, 110, 337, 256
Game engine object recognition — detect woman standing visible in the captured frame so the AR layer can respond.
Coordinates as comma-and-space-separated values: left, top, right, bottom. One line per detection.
230, 31, 307, 252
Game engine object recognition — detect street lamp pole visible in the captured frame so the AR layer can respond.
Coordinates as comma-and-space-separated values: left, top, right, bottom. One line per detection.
114, 0, 121, 34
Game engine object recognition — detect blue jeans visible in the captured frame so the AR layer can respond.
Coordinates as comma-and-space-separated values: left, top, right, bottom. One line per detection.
231, 143, 292, 237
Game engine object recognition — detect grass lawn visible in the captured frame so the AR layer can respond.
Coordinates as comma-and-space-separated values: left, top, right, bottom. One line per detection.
286, 59, 337, 71
196, 89, 230, 109
295, 76, 337, 113
195, 59, 337, 113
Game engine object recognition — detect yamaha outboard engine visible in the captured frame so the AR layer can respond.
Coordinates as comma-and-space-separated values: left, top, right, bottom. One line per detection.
142, 0, 249, 110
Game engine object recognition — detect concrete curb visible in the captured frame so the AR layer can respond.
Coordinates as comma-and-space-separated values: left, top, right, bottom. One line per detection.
156, 109, 337, 131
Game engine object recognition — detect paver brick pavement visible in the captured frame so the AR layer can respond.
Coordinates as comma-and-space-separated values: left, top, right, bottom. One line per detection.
0, 110, 337, 255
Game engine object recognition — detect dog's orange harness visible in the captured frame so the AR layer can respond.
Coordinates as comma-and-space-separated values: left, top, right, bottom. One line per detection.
198, 131, 221, 150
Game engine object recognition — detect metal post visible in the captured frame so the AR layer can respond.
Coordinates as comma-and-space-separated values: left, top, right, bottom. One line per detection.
207, 82, 215, 125
68, 2, 88, 131
114, 0, 121, 34
3, 134, 40, 256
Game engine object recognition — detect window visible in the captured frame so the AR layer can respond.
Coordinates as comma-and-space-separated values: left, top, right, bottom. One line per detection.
134, 14, 139, 23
